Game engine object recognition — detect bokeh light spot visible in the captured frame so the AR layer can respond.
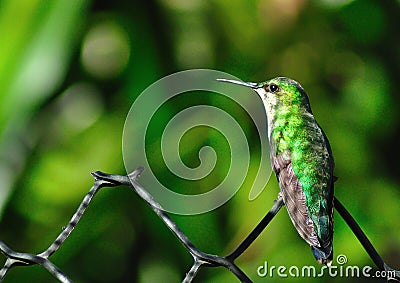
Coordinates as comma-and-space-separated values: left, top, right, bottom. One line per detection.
81, 20, 130, 79
57, 82, 103, 133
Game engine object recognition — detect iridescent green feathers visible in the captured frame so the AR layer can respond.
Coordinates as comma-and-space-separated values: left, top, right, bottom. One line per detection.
217, 76, 335, 265
260, 77, 334, 265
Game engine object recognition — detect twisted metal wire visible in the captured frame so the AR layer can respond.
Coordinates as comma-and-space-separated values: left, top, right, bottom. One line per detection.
0, 168, 399, 282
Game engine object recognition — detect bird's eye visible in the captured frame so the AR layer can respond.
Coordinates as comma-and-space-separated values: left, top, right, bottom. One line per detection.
269, 83, 279, 93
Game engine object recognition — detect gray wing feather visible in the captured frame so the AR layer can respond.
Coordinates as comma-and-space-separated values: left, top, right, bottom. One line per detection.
272, 153, 320, 247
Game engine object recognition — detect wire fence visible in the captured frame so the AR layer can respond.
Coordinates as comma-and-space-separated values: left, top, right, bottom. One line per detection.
0, 167, 399, 282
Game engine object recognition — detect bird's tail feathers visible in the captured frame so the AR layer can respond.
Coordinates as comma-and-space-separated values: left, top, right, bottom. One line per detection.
311, 245, 333, 266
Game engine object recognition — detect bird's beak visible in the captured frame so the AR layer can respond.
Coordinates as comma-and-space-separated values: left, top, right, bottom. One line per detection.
216, 78, 259, 89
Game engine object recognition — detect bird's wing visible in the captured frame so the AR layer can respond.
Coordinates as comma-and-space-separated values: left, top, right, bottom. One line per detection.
271, 152, 320, 247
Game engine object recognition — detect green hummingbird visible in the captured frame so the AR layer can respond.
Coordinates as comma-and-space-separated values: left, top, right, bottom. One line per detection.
217, 77, 335, 265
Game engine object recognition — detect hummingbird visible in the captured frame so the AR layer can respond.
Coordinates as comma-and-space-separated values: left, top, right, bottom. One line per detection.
217, 77, 334, 265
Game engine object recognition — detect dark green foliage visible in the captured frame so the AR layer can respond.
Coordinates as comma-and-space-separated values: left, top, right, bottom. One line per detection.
0, 0, 399, 282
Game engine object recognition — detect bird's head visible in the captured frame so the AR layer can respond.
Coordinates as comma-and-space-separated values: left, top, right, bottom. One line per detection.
217, 77, 312, 114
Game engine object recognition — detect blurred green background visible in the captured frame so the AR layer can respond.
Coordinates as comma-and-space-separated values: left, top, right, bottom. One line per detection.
0, 0, 399, 282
